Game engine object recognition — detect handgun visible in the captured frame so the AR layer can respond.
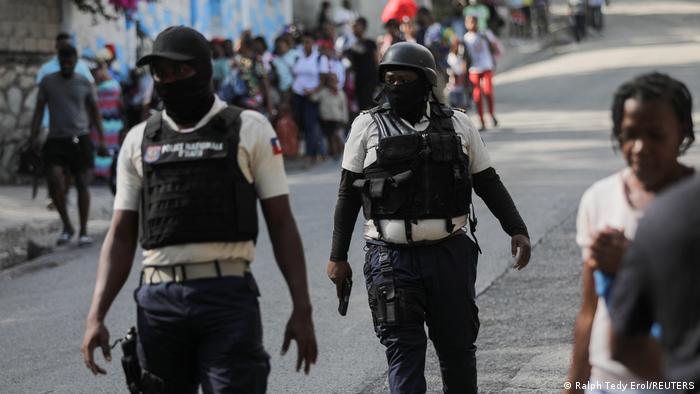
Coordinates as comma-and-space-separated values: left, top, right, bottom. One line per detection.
338, 276, 352, 316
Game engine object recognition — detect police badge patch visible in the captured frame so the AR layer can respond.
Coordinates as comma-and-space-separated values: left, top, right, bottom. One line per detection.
144, 145, 162, 163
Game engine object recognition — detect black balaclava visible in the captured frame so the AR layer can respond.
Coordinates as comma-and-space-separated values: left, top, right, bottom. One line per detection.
154, 58, 215, 126
384, 73, 431, 125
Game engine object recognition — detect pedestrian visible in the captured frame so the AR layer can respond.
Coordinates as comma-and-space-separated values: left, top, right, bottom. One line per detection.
344, 17, 379, 112
587, 0, 605, 32
334, 0, 359, 41
253, 36, 273, 73
80, 26, 318, 393
522, 0, 534, 37
416, 7, 442, 48
311, 72, 348, 160
292, 31, 328, 167
90, 61, 124, 179
447, 41, 469, 109
36, 33, 96, 131
464, 15, 499, 131
326, 42, 531, 394
464, 0, 491, 34
211, 41, 230, 92
534, 0, 550, 37
564, 72, 695, 394
272, 35, 299, 111
508, 0, 527, 38
29, 45, 106, 247
123, 67, 154, 130
379, 19, 404, 59
318, 39, 346, 91
318, 1, 332, 30
36, 33, 96, 209
609, 176, 700, 388
569, 0, 587, 42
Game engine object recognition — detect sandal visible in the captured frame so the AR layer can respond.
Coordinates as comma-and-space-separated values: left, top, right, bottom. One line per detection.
56, 231, 74, 246
78, 235, 93, 247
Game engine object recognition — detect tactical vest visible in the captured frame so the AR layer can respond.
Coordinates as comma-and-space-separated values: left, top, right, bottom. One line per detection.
140, 106, 258, 250
355, 103, 472, 242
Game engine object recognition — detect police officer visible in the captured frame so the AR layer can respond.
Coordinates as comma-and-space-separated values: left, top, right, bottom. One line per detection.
326, 42, 531, 393
81, 26, 317, 393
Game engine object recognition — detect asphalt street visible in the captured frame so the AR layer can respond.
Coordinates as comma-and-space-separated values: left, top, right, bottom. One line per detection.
2, 1, 700, 393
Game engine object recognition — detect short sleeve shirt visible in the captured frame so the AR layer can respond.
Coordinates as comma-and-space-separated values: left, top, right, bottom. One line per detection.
114, 96, 289, 265
342, 104, 492, 243
575, 169, 642, 381
291, 50, 329, 95
38, 72, 97, 138
464, 32, 495, 73
36, 58, 95, 130
576, 169, 643, 260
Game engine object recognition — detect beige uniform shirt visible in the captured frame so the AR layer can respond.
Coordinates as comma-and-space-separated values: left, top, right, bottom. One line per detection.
115, 96, 289, 265
342, 104, 492, 244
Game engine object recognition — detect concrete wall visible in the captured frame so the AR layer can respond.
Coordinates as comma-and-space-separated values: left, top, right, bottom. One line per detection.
0, 0, 292, 184
0, 0, 61, 183
0, 0, 61, 54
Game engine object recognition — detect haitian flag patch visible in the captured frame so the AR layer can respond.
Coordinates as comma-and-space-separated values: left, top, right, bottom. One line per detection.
144, 145, 162, 163
270, 137, 283, 155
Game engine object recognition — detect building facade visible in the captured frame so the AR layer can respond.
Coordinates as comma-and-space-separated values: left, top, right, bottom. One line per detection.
0, 0, 292, 183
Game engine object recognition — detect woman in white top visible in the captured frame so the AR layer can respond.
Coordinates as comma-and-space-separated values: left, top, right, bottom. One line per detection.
565, 73, 695, 394
292, 32, 329, 166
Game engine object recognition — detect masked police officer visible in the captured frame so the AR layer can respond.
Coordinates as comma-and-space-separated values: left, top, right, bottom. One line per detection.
81, 26, 317, 393
326, 42, 531, 393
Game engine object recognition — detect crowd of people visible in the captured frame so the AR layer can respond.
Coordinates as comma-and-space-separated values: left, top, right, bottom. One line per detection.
204, 0, 554, 161
31, 0, 564, 186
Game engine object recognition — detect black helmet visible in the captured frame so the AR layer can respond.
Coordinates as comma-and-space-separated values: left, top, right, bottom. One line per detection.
378, 42, 438, 86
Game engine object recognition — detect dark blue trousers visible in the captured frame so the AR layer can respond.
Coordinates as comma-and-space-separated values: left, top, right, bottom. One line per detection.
364, 234, 480, 394
292, 93, 322, 157
134, 274, 270, 394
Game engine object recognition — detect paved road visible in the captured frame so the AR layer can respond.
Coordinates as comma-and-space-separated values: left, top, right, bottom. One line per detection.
2, 1, 700, 392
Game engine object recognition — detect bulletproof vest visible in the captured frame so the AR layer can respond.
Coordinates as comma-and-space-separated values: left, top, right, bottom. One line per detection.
355, 103, 472, 242
140, 106, 258, 249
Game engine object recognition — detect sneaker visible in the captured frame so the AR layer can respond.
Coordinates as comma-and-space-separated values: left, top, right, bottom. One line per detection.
492, 116, 499, 127
78, 235, 93, 247
56, 231, 74, 246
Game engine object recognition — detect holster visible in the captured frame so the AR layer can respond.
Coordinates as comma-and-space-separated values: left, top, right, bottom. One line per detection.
367, 247, 427, 329
120, 327, 164, 394
377, 247, 397, 325
121, 327, 142, 394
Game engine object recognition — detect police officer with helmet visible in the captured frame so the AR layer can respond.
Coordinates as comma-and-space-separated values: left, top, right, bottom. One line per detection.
326, 42, 531, 393
81, 26, 317, 393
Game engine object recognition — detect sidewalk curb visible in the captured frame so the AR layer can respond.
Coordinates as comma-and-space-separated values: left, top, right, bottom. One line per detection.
0, 187, 113, 271
0, 219, 63, 270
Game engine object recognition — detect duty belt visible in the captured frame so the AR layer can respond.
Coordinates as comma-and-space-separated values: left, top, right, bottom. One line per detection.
140, 259, 249, 284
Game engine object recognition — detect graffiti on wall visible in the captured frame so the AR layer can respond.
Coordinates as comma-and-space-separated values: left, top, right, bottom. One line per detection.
74, 0, 289, 79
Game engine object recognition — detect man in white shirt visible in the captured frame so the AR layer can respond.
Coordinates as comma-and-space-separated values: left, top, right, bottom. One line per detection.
81, 26, 317, 394
326, 42, 531, 394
